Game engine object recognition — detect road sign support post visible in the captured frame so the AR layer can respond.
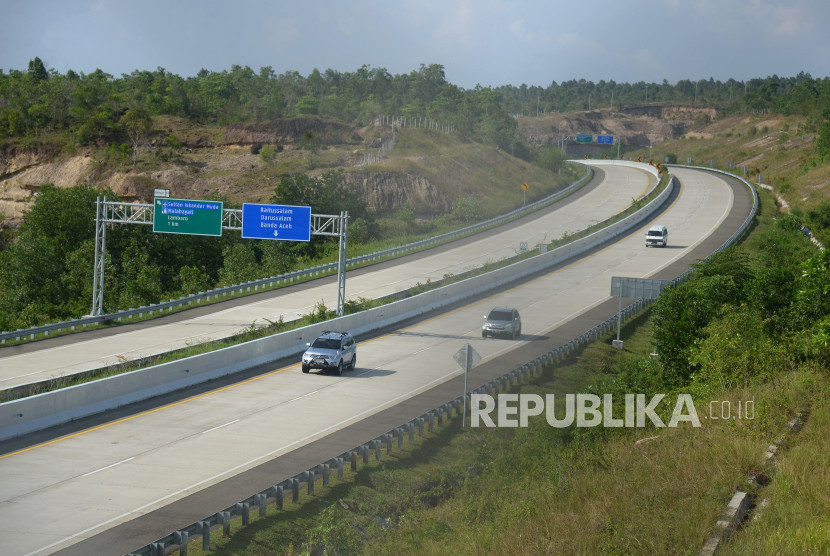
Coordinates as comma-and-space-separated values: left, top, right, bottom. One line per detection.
462, 343, 471, 427
614, 289, 623, 349
91, 196, 107, 316
336, 211, 348, 317
454, 343, 480, 427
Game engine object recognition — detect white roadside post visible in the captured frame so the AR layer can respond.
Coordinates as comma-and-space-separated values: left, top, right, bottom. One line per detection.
454, 343, 482, 427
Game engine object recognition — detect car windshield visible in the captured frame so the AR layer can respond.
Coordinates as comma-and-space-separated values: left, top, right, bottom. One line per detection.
311, 338, 340, 350
647, 230, 663, 236
487, 310, 513, 321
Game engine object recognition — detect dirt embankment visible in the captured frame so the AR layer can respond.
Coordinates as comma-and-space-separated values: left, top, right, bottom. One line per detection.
0, 108, 716, 228
0, 117, 444, 228
516, 105, 714, 154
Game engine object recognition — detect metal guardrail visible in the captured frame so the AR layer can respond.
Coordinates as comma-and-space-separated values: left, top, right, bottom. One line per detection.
126, 167, 758, 555
0, 165, 593, 344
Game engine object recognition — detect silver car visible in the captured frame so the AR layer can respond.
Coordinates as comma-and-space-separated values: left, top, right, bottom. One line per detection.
482, 307, 522, 339
301, 331, 357, 375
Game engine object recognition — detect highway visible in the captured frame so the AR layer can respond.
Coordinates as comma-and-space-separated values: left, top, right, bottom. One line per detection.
0, 165, 753, 555
0, 164, 654, 389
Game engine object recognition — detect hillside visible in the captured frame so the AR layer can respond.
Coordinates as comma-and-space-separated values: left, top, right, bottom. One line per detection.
0, 115, 581, 229
0, 108, 722, 230
644, 113, 828, 209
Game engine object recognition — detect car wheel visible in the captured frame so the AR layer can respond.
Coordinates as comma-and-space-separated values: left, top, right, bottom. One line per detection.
350, 354, 357, 371
336, 361, 343, 376
482, 331, 487, 338
515, 326, 521, 338
302, 364, 309, 373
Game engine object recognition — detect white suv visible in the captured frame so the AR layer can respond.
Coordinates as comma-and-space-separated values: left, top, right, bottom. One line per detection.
301, 331, 357, 375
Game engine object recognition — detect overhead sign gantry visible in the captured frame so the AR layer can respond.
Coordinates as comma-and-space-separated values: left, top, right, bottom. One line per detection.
92, 198, 348, 318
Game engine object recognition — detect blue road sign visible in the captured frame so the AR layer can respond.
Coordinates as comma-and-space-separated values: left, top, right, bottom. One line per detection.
597, 135, 614, 145
242, 203, 312, 241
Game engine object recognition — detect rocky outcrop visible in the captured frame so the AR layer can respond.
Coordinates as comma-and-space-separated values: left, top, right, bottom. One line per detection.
661, 105, 717, 121
0, 153, 97, 224
222, 116, 362, 146
344, 171, 452, 216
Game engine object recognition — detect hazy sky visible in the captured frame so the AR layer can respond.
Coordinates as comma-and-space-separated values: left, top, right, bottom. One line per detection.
2, 0, 829, 88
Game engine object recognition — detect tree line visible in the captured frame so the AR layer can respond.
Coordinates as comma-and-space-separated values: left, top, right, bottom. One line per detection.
495, 71, 830, 117
3, 59, 830, 152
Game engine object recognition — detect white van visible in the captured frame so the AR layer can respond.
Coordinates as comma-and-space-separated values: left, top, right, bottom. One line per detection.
646, 225, 668, 247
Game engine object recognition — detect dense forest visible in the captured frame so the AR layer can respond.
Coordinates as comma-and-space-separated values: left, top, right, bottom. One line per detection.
2, 58, 830, 332
3, 59, 830, 151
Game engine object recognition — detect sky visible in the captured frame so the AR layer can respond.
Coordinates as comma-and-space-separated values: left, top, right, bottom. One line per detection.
2, 0, 829, 89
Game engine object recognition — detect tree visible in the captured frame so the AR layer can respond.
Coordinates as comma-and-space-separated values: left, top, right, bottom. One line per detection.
218, 242, 260, 286
18, 183, 103, 262
120, 107, 152, 165
653, 275, 742, 386
533, 145, 565, 172
175, 265, 212, 296
271, 171, 368, 219
815, 108, 830, 160
0, 184, 111, 325
449, 197, 487, 225
27, 57, 49, 82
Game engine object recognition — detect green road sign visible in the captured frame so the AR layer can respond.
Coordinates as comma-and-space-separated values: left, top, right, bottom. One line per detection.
153, 198, 223, 236
576, 134, 593, 143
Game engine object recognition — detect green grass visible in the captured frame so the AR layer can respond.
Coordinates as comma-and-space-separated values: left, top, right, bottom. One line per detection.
387, 128, 580, 215
631, 113, 830, 217
725, 367, 830, 555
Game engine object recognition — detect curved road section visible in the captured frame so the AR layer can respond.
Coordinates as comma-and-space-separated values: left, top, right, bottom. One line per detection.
0, 166, 752, 555
0, 164, 655, 389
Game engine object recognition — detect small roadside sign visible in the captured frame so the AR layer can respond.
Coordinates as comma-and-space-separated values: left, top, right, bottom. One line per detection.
454, 344, 481, 371
521, 182, 530, 191
153, 188, 170, 198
